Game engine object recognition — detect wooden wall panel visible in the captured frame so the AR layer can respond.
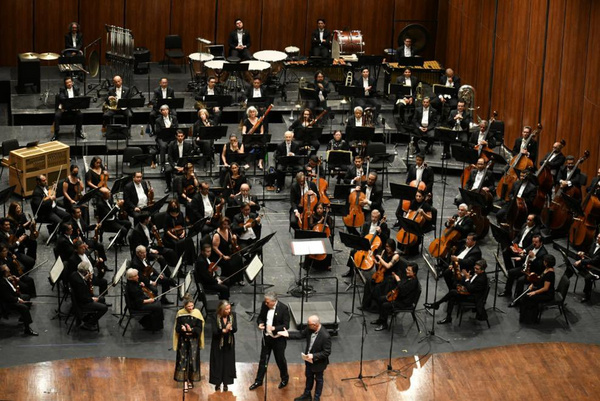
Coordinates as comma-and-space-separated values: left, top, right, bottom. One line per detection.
584, 0, 600, 106
79, 0, 125, 65
262, 0, 308, 52
170, 0, 216, 56
124, 0, 171, 63
216, 0, 263, 57
34, 0, 79, 54
2, 0, 34, 67
394, 0, 439, 60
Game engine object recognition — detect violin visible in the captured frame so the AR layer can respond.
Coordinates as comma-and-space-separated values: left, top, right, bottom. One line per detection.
239, 214, 263, 228
208, 256, 223, 274
211, 198, 224, 225
141, 284, 155, 299
28, 213, 39, 240
386, 287, 399, 302
147, 180, 155, 206
170, 225, 186, 239
312, 157, 330, 205
371, 254, 388, 284
355, 215, 387, 270
151, 224, 164, 247
8, 275, 21, 295
98, 171, 109, 188
87, 272, 94, 295
230, 230, 241, 253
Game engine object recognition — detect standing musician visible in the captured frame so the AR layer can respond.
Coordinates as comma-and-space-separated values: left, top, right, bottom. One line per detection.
232, 202, 262, 249
165, 129, 192, 193
212, 218, 245, 287
539, 141, 566, 183
425, 259, 489, 325
501, 214, 540, 274
442, 232, 482, 290
309, 70, 331, 109
69, 261, 109, 330
195, 243, 230, 301
223, 163, 247, 200
469, 120, 497, 150
290, 172, 320, 230
129, 213, 178, 267
85, 156, 108, 191
61, 164, 85, 215
343, 210, 389, 278
353, 68, 381, 125
229, 183, 260, 210
574, 233, 600, 303
70, 206, 107, 264
556, 155, 582, 197
511, 125, 538, 164
344, 155, 366, 184
503, 234, 548, 305
31, 174, 70, 228
412, 96, 438, 155
455, 158, 495, 206
372, 263, 420, 331
395, 190, 432, 256
397, 37, 416, 58
273, 131, 301, 193
496, 169, 538, 223
0, 245, 35, 298
394, 68, 419, 124
122, 172, 149, 222
361, 239, 402, 311
188, 181, 224, 235
228, 19, 251, 60
148, 77, 176, 135
155, 105, 180, 173
131, 245, 176, 305
193, 108, 215, 167
102, 75, 132, 133
163, 200, 196, 266
0, 264, 38, 336
310, 19, 331, 58
96, 187, 132, 236
125, 268, 164, 331
242, 106, 266, 170
194, 76, 223, 125
53, 77, 84, 141
406, 153, 434, 196
1, 214, 37, 271
68, 241, 108, 296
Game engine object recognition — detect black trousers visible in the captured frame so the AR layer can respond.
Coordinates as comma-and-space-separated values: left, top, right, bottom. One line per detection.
54, 109, 83, 135
311, 45, 329, 58
7, 294, 32, 325
255, 336, 289, 383
80, 299, 109, 325
304, 362, 325, 399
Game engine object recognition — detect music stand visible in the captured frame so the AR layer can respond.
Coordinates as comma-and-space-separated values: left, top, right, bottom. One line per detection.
339, 232, 370, 316
294, 127, 322, 155
396, 56, 424, 66
75, 188, 99, 218
156, 127, 178, 144
242, 134, 271, 185
490, 222, 513, 314
196, 125, 228, 178
563, 193, 584, 257
49, 256, 67, 319
277, 155, 308, 188
141, 194, 169, 214
289, 232, 331, 298
244, 255, 264, 320
61, 95, 92, 158
452, 145, 478, 172
388, 83, 412, 98
389, 182, 417, 215
338, 85, 365, 121
156, 98, 185, 110
483, 149, 508, 167
106, 125, 129, 177
418, 254, 449, 344
117, 97, 145, 109
326, 150, 352, 183
398, 216, 425, 254
203, 95, 233, 109
345, 127, 375, 156
110, 175, 132, 195
433, 85, 458, 99
0, 185, 16, 216
131, 154, 155, 175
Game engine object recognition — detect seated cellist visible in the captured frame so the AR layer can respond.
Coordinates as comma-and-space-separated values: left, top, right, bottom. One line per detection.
290, 172, 319, 230
496, 169, 537, 224
342, 210, 389, 278
396, 190, 432, 256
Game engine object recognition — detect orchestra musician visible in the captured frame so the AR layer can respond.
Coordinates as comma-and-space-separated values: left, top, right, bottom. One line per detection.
193, 108, 215, 167
432, 68, 461, 113
64, 22, 83, 52
148, 77, 176, 135
406, 153, 434, 195
128, 213, 178, 267
556, 155, 582, 197
212, 218, 245, 287
95, 187, 132, 236
455, 158, 495, 206
163, 200, 196, 266
539, 141, 566, 183
574, 233, 600, 303
0, 245, 36, 298
372, 263, 420, 331
242, 106, 266, 169
165, 129, 192, 193
194, 76, 223, 125
425, 259, 489, 324
155, 105, 180, 173
496, 169, 538, 223
131, 245, 176, 305
122, 171, 149, 222
353, 68, 381, 125
232, 202, 262, 249
344, 155, 365, 185
394, 68, 419, 124
310, 19, 331, 58
361, 238, 402, 311
0, 264, 38, 336
343, 209, 389, 278
220, 135, 246, 187
273, 131, 301, 193
70, 206, 107, 263
469, 120, 497, 150
503, 234, 548, 305
194, 243, 230, 301
304, 155, 325, 180
349, 172, 383, 220
397, 37, 415, 58
511, 125, 538, 164
188, 181, 224, 235
69, 261, 109, 331
53, 77, 84, 141
125, 268, 164, 331
395, 190, 432, 256
302, 203, 333, 271
2, 209, 37, 270
309, 70, 331, 109
68, 241, 108, 296
347, 106, 366, 127
412, 96, 438, 155
244, 77, 266, 101
229, 183, 260, 210
586, 168, 600, 197
61, 164, 85, 215
102, 75, 132, 133
519, 254, 556, 324
327, 130, 350, 151
31, 174, 70, 228
500, 214, 540, 274
223, 163, 247, 200
85, 156, 107, 191
442, 232, 482, 290
179, 163, 199, 213
290, 172, 320, 230
441, 100, 471, 159
442, 203, 474, 241
55, 224, 77, 273
228, 19, 251, 60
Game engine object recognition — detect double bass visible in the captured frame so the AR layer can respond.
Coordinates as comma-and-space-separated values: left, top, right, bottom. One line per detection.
532, 139, 566, 210
473, 111, 498, 163
570, 187, 600, 250
496, 124, 542, 201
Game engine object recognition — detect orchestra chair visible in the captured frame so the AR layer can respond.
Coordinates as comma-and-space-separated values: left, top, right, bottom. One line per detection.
326, 150, 352, 185
172, 175, 184, 198
193, 278, 219, 316
456, 285, 491, 328
65, 283, 100, 334
388, 286, 422, 333
120, 147, 143, 177
1, 139, 20, 179
163, 35, 185, 73
121, 288, 155, 336
151, 211, 167, 233
537, 273, 570, 327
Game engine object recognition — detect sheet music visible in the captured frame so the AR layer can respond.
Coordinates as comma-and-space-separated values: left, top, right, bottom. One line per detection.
49, 257, 64, 284
291, 240, 325, 256
301, 353, 313, 363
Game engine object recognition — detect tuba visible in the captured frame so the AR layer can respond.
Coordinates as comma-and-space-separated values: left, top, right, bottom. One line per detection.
457, 84, 480, 126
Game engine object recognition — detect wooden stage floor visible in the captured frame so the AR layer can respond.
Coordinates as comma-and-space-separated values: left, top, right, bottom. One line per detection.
0, 342, 598, 401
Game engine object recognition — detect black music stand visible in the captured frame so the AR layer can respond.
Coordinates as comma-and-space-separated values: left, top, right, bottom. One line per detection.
294, 127, 322, 154
110, 175, 132, 195
203, 95, 233, 110
106, 125, 129, 177
62, 96, 92, 159
370, 152, 395, 188
196, 125, 228, 178
141, 194, 169, 214
156, 98, 185, 111
433, 85, 458, 99
246, 96, 274, 109
156, 127, 178, 144
338, 85, 365, 122
398, 216, 425, 255
419, 255, 449, 344
326, 150, 353, 184
452, 144, 478, 172
289, 233, 331, 298
396, 56, 424, 66
277, 155, 308, 187
390, 182, 418, 217
75, 188, 98, 213
242, 134, 271, 186
0, 185, 16, 216
389, 83, 412, 98
490, 223, 513, 314
345, 126, 375, 156
242, 232, 277, 318
483, 149, 508, 167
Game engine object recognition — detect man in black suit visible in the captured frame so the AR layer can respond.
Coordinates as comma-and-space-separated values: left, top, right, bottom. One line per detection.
426, 259, 489, 324
69, 261, 108, 330
165, 129, 192, 193
309, 71, 331, 109
31, 174, 69, 228
187, 181, 223, 235
502, 234, 548, 303
406, 153, 434, 194
290, 172, 320, 229
68, 241, 108, 295
130, 245, 175, 305
53, 77, 84, 141
274, 131, 302, 193
343, 155, 366, 184
148, 77, 176, 135
454, 158, 495, 206
574, 233, 600, 303
55, 224, 77, 276
372, 263, 421, 331
128, 213, 177, 267
511, 125, 538, 164
442, 232, 482, 290
556, 155, 582, 198
96, 187, 132, 236
70, 206, 107, 263
539, 141, 566, 183
496, 169, 538, 222
349, 172, 383, 218
0, 218, 36, 271
102, 75, 132, 132
343, 210, 390, 277
123, 172, 149, 222
229, 183, 260, 210
469, 119, 497, 151
155, 105, 180, 172
249, 292, 290, 391
232, 203, 262, 249
394, 67, 419, 123
64, 22, 83, 51
244, 77, 267, 101
0, 264, 38, 336
125, 268, 164, 331
432, 68, 461, 113
353, 68, 381, 124
501, 214, 540, 272
412, 96, 438, 154
228, 19, 251, 60
194, 243, 230, 300
194, 76, 223, 124
310, 19, 331, 58
293, 315, 332, 401
396, 37, 416, 58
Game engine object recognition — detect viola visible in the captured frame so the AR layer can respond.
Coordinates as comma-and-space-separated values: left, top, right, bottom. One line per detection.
386, 287, 399, 302
151, 225, 164, 247
208, 256, 222, 273
371, 254, 390, 284
99, 172, 109, 188
354, 215, 387, 270
230, 230, 241, 253
147, 180, 155, 206
239, 214, 263, 228
141, 284, 155, 299
211, 199, 224, 225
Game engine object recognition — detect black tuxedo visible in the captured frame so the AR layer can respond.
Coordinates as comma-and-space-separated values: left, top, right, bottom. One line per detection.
125, 279, 164, 330
54, 86, 83, 136
344, 165, 367, 184
69, 271, 108, 325
358, 181, 383, 214
443, 245, 482, 289
0, 276, 33, 325
406, 164, 434, 193
150, 87, 175, 111
154, 115, 179, 167
194, 256, 229, 300
188, 191, 219, 227
68, 252, 108, 294
232, 212, 262, 247
412, 107, 438, 150
154, 115, 179, 135
441, 272, 488, 320
360, 220, 390, 248
469, 128, 497, 149
557, 166, 582, 190
465, 169, 495, 192
309, 78, 331, 108
504, 244, 548, 298
395, 75, 419, 99
103, 85, 133, 127
274, 141, 302, 189
311, 28, 332, 57
244, 85, 268, 101
539, 151, 566, 182
447, 109, 471, 130
128, 223, 177, 266
396, 46, 416, 58
353, 76, 381, 119
290, 181, 320, 213
228, 29, 251, 59
587, 176, 600, 198
439, 74, 461, 89
581, 242, 600, 298
346, 116, 370, 128
497, 180, 538, 222
31, 185, 69, 227
64, 32, 83, 50
165, 140, 192, 190
512, 137, 538, 163
254, 301, 290, 383
123, 181, 149, 217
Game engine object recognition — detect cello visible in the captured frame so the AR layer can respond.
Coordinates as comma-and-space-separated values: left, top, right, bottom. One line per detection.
428, 213, 466, 259
343, 186, 366, 228
354, 215, 386, 270
299, 189, 318, 230
532, 139, 566, 210
312, 156, 330, 205
402, 161, 428, 212
309, 206, 332, 262
541, 150, 589, 231
496, 123, 542, 201
570, 188, 600, 251
396, 194, 430, 247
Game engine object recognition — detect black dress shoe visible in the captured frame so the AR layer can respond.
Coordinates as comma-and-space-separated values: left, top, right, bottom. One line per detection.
278, 380, 288, 389
498, 291, 511, 297
249, 382, 262, 390
223, 385, 228, 391
580, 297, 590, 303
374, 324, 388, 331
50, 135, 58, 141
424, 303, 439, 310
370, 319, 382, 325
437, 317, 452, 325
77, 132, 86, 139
160, 166, 166, 173
24, 327, 39, 336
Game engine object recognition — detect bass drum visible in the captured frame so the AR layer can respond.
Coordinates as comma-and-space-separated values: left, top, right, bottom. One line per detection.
333, 30, 364, 54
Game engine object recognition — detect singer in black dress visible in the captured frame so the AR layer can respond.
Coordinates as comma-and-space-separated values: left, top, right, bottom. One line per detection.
173, 296, 205, 392
209, 300, 237, 391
